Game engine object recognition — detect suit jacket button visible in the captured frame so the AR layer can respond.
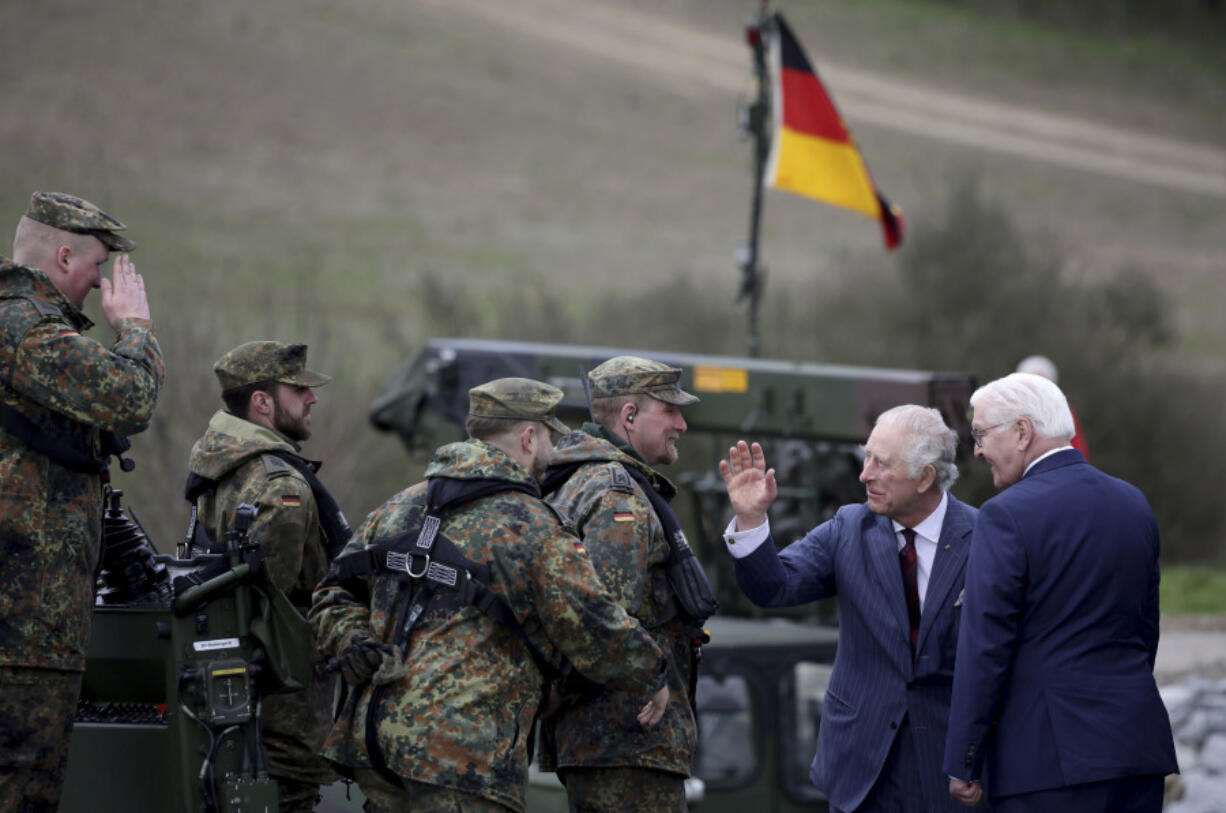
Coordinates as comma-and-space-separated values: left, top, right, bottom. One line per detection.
889, 721, 897, 729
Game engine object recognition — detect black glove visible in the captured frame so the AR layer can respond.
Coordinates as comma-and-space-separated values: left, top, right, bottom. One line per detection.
332, 633, 393, 687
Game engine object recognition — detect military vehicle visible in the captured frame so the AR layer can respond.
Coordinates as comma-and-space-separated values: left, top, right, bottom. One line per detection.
61, 337, 975, 812
60, 494, 311, 813
370, 337, 977, 811
371, 337, 977, 619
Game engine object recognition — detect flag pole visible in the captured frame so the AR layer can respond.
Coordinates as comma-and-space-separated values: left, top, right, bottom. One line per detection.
737, 2, 772, 358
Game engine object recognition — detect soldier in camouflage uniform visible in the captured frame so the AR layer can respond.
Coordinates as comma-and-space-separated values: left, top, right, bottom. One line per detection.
0, 192, 163, 811
185, 340, 344, 811
311, 377, 671, 813
539, 356, 701, 813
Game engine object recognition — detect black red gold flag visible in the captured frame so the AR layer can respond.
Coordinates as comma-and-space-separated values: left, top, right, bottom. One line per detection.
764, 13, 904, 249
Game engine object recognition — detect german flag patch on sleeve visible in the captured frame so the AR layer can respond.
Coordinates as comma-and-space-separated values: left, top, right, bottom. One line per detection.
281, 495, 301, 506
612, 511, 634, 523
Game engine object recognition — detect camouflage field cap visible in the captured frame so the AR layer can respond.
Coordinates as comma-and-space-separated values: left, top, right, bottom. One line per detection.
468, 377, 570, 435
588, 356, 699, 406
24, 191, 136, 252
214, 341, 332, 393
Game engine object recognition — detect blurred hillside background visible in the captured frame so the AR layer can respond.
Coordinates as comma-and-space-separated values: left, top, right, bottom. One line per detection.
3, 0, 1224, 570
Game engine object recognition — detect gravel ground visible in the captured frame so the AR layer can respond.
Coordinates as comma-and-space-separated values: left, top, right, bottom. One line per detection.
1158, 615, 1226, 684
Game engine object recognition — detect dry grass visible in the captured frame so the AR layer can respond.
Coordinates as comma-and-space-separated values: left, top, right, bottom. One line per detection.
2, 0, 1224, 542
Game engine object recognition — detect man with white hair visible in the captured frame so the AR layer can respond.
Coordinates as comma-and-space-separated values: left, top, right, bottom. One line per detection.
1014, 354, 1090, 459
943, 373, 1177, 812
720, 405, 980, 812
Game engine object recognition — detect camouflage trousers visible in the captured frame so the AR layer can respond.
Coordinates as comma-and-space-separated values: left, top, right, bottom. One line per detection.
354, 769, 513, 813
0, 666, 83, 813
560, 766, 687, 813
262, 671, 339, 812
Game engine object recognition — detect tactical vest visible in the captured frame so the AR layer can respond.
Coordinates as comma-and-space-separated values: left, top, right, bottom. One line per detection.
329, 475, 559, 681
330, 475, 562, 783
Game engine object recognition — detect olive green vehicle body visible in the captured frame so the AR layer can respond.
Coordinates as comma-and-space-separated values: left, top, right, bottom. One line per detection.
61, 600, 278, 812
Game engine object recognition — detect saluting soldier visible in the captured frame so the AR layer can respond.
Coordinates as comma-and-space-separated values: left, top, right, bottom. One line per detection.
185, 340, 346, 811
0, 192, 163, 811
539, 357, 703, 813
311, 377, 670, 813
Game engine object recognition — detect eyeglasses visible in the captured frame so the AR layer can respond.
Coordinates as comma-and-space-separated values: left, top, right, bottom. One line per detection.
970, 422, 1010, 447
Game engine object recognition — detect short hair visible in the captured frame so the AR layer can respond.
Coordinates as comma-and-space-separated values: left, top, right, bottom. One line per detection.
970, 373, 1075, 442
465, 415, 534, 442
12, 216, 97, 268
874, 405, 960, 491
591, 394, 643, 427
222, 380, 276, 420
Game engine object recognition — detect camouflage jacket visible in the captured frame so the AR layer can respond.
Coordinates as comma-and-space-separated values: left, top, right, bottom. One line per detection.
187, 410, 337, 782
0, 258, 163, 671
187, 410, 330, 610
540, 424, 697, 776
310, 440, 667, 813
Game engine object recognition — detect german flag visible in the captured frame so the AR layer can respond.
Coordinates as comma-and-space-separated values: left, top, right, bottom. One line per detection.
764, 13, 904, 250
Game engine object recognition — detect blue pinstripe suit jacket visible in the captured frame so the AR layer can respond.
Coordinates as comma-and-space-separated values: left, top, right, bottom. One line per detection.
734, 496, 978, 813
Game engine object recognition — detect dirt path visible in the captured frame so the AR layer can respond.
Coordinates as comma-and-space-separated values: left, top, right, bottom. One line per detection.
427, 0, 1226, 200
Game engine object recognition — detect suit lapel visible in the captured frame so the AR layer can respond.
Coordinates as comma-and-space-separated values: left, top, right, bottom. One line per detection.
916, 497, 973, 652
865, 513, 910, 635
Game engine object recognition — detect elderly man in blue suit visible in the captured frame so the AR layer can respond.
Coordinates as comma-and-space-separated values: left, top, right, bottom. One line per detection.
943, 373, 1177, 811
720, 405, 981, 812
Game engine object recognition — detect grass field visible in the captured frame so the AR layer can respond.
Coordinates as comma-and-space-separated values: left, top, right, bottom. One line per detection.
2, 0, 1224, 548
1161, 566, 1226, 615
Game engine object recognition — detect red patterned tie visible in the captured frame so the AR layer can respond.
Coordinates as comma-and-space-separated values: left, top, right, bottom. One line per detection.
900, 528, 921, 653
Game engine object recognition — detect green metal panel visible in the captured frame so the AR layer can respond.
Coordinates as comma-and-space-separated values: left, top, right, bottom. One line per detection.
62, 575, 278, 812
372, 338, 974, 448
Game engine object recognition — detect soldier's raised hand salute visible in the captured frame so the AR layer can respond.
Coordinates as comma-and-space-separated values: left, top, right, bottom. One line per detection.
100, 253, 150, 324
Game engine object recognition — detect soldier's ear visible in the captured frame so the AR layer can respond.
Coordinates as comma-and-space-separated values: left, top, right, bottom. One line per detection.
250, 389, 274, 417
520, 422, 537, 455
55, 244, 73, 272
621, 401, 638, 426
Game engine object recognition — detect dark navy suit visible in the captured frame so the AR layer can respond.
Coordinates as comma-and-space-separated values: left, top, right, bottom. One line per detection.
733, 496, 978, 812
942, 450, 1178, 811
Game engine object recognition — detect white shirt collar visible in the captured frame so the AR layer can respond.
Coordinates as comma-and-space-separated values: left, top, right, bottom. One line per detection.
892, 489, 948, 543
1023, 445, 1074, 477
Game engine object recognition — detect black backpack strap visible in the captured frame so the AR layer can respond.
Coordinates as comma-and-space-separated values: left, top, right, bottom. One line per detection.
618, 464, 719, 626
181, 472, 223, 553
331, 477, 559, 681
264, 450, 352, 560
540, 461, 585, 497
427, 475, 540, 512
0, 400, 110, 475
